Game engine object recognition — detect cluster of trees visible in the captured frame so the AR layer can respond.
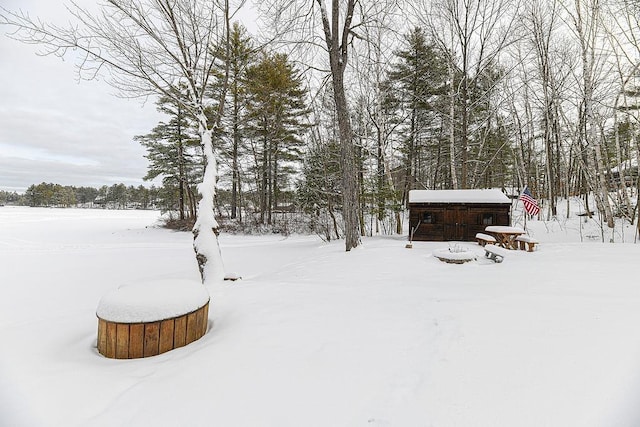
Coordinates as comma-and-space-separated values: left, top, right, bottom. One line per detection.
18, 182, 167, 210
136, 32, 310, 227
0, 190, 21, 205
133, 0, 640, 242
4, 0, 640, 261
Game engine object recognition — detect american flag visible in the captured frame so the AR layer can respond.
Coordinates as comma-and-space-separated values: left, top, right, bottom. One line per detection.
519, 186, 540, 216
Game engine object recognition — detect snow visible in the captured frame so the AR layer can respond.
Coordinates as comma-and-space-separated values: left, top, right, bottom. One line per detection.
516, 234, 538, 243
611, 158, 638, 173
409, 189, 511, 204
2, 205, 640, 426
475, 232, 496, 242
193, 116, 225, 284
483, 244, 508, 257
432, 247, 477, 261
96, 280, 209, 323
485, 225, 526, 234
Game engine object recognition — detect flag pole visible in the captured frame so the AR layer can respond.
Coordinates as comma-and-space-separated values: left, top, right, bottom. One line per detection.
519, 186, 527, 231
519, 185, 540, 235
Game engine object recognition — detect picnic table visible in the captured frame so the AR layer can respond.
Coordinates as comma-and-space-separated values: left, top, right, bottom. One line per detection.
485, 225, 525, 250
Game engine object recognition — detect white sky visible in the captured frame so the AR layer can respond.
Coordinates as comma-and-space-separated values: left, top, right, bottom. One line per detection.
0, 0, 165, 193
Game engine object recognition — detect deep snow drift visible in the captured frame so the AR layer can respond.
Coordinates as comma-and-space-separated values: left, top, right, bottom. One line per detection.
1, 205, 640, 426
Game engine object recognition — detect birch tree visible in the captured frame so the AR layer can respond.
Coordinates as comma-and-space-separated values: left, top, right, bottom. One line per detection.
349, 4, 405, 235
1, 0, 245, 283
563, 0, 615, 228
601, 0, 640, 225
416, 0, 520, 189
519, 0, 567, 217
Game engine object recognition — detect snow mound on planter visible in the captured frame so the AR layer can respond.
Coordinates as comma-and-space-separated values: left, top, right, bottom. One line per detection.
96, 279, 210, 323
433, 246, 477, 263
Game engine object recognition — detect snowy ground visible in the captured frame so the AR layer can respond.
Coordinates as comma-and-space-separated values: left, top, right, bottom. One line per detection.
1, 205, 640, 426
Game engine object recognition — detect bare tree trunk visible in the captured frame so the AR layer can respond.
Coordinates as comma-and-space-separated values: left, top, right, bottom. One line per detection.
317, 0, 361, 251
178, 138, 186, 221
448, 61, 459, 189
231, 85, 240, 220
260, 136, 268, 224
572, 0, 614, 228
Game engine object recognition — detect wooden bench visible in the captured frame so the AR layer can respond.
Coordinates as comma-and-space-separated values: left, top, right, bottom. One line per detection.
515, 235, 538, 252
484, 245, 508, 263
475, 232, 496, 247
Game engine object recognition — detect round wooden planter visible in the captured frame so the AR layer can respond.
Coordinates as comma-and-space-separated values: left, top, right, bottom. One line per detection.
97, 302, 209, 359
96, 281, 210, 359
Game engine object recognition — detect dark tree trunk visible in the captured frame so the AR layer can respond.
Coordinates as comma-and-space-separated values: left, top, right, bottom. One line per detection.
231, 91, 239, 220
177, 105, 186, 221
318, 0, 361, 251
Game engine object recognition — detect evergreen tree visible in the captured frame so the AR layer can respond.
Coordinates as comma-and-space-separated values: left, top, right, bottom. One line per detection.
244, 52, 310, 224
298, 136, 342, 240
75, 186, 99, 205
225, 23, 255, 221
0, 191, 22, 205
387, 28, 449, 196
136, 93, 201, 221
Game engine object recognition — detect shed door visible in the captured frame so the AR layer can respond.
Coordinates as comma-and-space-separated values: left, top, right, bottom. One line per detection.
444, 207, 468, 240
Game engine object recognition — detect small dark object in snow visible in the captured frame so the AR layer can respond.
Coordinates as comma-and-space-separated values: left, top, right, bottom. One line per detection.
224, 273, 242, 281
484, 245, 507, 263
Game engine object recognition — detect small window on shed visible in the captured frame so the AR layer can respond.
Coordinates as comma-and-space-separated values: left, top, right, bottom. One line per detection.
422, 212, 435, 224
482, 213, 494, 225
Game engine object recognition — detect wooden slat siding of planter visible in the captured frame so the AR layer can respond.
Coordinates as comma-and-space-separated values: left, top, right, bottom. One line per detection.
202, 303, 209, 336
97, 301, 209, 359
174, 315, 187, 348
129, 324, 144, 358
143, 322, 160, 358
185, 311, 198, 345
116, 324, 130, 359
159, 319, 175, 354
97, 318, 107, 354
195, 307, 205, 339
106, 322, 117, 359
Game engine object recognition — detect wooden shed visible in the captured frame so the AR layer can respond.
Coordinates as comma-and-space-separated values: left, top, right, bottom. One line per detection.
408, 189, 511, 242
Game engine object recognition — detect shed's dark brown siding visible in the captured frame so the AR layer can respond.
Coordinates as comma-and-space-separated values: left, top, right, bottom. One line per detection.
409, 202, 510, 241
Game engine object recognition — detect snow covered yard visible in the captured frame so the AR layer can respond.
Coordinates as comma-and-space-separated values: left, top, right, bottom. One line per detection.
1, 206, 640, 426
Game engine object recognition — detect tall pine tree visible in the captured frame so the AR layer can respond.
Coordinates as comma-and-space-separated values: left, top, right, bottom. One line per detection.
244, 53, 310, 225
387, 27, 449, 197
225, 23, 255, 221
136, 92, 201, 221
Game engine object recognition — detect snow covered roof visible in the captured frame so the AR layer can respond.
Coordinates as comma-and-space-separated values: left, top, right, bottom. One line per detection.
409, 189, 511, 204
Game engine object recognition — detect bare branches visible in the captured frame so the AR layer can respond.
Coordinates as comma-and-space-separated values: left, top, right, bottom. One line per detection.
1, 0, 228, 117
1, 0, 241, 282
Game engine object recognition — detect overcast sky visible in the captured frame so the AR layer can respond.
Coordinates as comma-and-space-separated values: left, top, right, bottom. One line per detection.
0, 0, 165, 193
